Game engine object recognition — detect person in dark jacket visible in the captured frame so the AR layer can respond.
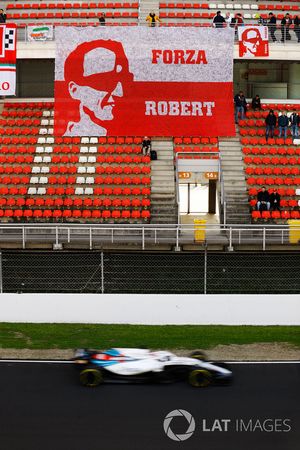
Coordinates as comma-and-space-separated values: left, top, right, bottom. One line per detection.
142, 136, 151, 155
294, 15, 300, 43
213, 11, 225, 29
252, 95, 261, 110
289, 111, 300, 138
99, 12, 105, 26
265, 110, 277, 140
234, 91, 246, 123
268, 13, 277, 42
0, 9, 6, 23
269, 189, 281, 211
278, 113, 289, 139
281, 13, 292, 42
257, 187, 270, 211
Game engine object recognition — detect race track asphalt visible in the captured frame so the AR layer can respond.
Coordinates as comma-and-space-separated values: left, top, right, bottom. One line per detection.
0, 362, 299, 450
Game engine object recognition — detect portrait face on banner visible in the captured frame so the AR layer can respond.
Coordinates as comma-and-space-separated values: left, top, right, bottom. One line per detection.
62, 40, 133, 136
55, 27, 236, 137
238, 26, 269, 58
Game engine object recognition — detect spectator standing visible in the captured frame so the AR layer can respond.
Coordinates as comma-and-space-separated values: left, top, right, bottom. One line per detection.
146, 11, 161, 27
0, 9, 6, 23
99, 12, 105, 25
234, 13, 244, 36
294, 15, 300, 43
257, 187, 270, 212
278, 112, 289, 139
257, 14, 267, 26
225, 12, 232, 27
268, 13, 277, 43
234, 91, 246, 123
212, 11, 225, 28
265, 109, 277, 141
252, 94, 261, 110
270, 189, 281, 211
281, 13, 292, 42
289, 111, 300, 138
142, 136, 151, 155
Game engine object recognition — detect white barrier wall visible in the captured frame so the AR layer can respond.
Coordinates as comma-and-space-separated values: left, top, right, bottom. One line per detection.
0, 294, 299, 325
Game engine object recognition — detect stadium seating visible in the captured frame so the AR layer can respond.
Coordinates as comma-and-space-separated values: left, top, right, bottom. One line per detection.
240, 104, 300, 223
5, 2, 139, 27
173, 136, 219, 160
0, 102, 151, 223
159, 2, 300, 34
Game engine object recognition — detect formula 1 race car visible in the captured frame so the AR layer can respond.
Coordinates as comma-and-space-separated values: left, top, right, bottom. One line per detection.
73, 348, 233, 388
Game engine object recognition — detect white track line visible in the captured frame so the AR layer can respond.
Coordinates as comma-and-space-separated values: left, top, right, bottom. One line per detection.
0, 360, 299, 364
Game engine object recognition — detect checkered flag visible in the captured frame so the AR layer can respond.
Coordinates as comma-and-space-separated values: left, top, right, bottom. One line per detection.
4, 29, 15, 51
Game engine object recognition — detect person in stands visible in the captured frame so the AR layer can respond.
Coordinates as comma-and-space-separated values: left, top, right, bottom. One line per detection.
268, 13, 277, 43
278, 112, 289, 139
294, 15, 300, 43
257, 187, 270, 211
252, 94, 261, 110
212, 11, 225, 28
234, 91, 246, 123
0, 9, 6, 23
270, 189, 281, 211
142, 136, 151, 155
281, 13, 292, 42
99, 12, 106, 26
146, 11, 161, 27
234, 13, 244, 37
265, 109, 277, 141
289, 110, 300, 138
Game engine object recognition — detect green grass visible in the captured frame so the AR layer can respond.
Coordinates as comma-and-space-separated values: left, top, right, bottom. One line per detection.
0, 324, 299, 350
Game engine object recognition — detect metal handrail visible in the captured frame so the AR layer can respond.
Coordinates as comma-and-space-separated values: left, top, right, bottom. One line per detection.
0, 222, 298, 251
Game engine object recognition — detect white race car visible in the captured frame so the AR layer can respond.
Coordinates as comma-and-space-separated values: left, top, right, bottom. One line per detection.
73, 348, 233, 388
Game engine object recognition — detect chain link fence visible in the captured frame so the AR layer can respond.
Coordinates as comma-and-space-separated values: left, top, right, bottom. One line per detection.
1, 250, 300, 294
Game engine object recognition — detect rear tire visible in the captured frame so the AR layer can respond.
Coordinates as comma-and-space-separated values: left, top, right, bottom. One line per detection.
79, 368, 103, 387
188, 369, 212, 388
189, 350, 207, 361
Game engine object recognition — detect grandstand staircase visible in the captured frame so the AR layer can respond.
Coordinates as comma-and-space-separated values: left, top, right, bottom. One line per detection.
219, 134, 251, 224
139, 0, 160, 24
150, 139, 177, 224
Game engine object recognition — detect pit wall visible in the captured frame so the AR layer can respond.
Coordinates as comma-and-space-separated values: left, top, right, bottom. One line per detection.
0, 294, 299, 324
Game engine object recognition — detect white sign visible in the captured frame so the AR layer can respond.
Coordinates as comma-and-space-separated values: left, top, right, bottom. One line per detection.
27, 25, 54, 41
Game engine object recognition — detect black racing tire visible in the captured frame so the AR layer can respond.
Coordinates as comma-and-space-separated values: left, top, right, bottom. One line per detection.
79, 368, 104, 387
188, 350, 208, 361
188, 369, 212, 388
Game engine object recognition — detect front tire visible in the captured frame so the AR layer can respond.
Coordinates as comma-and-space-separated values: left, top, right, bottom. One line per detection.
79, 368, 104, 387
189, 350, 207, 361
188, 369, 212, 388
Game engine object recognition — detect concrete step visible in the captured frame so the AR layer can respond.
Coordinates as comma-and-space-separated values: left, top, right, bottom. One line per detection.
151, 174, 175, 185
151, 161, 174, 168
223, 174, 246, 180
151, 185, 175, 194
151, 192, 176, 198
221, 160, 243, 166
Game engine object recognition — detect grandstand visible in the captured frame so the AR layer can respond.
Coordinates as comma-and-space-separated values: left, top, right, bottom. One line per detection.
0, 0, 299, 257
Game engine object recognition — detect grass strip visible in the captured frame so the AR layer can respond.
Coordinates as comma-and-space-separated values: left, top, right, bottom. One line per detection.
0, 324, 299, 350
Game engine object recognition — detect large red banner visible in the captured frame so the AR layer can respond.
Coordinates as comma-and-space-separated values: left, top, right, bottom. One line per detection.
55, 27, 235, 137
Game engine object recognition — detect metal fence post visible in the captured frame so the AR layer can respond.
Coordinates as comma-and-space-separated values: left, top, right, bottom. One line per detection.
22, 227, 26, 250
0, 251, 3, 293
263, 227, 266, 251
89, 227, 92, 250
101, 251, 104, 294
204, 247, 207, 295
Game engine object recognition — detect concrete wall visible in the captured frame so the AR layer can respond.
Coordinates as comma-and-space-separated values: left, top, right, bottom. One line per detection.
0, 294, 299, 324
